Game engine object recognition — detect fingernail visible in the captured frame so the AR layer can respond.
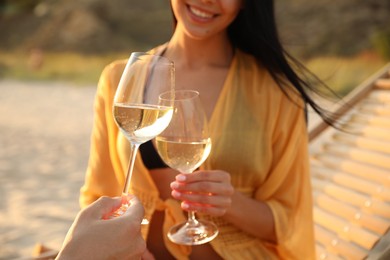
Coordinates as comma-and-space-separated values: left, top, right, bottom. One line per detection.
176, 175, 186, 181
172, 190, 181, 198
182, 202, 189, 209
170, 182, 179, 189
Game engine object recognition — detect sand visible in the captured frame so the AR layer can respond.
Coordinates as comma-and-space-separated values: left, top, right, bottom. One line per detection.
0, 80, 97, 259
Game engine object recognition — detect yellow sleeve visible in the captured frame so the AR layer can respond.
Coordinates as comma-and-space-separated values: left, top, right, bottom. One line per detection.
79, 61, 126, 208
256, 92, 315, 259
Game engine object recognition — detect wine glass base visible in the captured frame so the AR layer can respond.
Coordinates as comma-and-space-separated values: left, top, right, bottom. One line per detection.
168, 219, 219, 245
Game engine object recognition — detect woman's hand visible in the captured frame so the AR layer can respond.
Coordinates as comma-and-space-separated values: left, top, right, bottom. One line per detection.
170, 170, 234, 216
170, 170, 277, 242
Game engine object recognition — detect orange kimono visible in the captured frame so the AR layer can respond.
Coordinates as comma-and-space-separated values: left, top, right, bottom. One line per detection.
80, 48, 315, 259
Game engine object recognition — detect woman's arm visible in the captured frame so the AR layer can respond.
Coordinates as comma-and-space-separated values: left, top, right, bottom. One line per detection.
225, 188, 276, 242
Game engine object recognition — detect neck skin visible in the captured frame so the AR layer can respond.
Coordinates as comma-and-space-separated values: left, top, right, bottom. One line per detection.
164, 23, 234, 70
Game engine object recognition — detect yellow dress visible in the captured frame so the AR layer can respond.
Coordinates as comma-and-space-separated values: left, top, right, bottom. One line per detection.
80, 48, 316, 260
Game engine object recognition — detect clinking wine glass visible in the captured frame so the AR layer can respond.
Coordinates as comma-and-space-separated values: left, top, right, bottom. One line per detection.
156, 90, 218, 245
110, 52, 175, 220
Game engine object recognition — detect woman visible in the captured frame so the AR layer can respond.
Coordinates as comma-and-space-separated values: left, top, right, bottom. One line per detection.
80, 0, 332, 259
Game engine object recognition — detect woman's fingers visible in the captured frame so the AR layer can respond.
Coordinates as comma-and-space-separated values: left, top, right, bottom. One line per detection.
172, 190, 232, 207
171, 170, 234, 195
182, 201, 228, 216
176, 170, 231, 183
172, 170, 234, 195
170, 170, 235, 216
171, 181, 233, 196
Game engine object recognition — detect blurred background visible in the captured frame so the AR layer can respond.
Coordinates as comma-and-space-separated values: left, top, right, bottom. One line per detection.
0, 0, 389, 259
0, 0, 389, 92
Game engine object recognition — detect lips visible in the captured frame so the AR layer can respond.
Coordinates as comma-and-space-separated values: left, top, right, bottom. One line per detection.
187, 5, 216, 20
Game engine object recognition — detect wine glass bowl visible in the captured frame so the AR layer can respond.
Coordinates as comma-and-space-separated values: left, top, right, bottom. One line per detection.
110, 52, 175, 220
156, 90, 218, 245
113, 52, 175, 145
113, 103, 173, 144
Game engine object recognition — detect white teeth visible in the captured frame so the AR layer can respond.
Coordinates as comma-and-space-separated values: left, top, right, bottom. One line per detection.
189, 6, 214, 18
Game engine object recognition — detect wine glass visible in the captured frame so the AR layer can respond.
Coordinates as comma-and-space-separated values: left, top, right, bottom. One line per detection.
110, 52, 175, 220
156, 90, 218, 245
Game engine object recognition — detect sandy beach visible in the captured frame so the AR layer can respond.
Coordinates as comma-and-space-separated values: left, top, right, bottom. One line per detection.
0, 80, 97, 259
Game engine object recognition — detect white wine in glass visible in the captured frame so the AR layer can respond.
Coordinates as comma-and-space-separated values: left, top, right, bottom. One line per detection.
156, 90, 218, 245
110, 52, 175, 219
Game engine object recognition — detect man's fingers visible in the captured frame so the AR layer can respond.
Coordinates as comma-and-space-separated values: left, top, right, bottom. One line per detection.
122, 196, 145, 222
84, 196, 123, 219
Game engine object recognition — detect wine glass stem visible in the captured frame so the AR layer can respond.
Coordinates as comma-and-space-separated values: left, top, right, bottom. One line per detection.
187, 211, 199, 225
123, 142, 140, 194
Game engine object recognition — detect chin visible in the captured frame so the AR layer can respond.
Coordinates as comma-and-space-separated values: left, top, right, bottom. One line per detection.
183, 26, 222, 41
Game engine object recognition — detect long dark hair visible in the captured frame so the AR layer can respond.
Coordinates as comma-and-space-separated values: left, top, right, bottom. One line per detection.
171, 0, 338, 125
229, 1, 340, 125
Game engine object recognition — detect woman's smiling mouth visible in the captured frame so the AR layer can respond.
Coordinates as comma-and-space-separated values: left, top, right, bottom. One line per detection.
188, 5, 216, 20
